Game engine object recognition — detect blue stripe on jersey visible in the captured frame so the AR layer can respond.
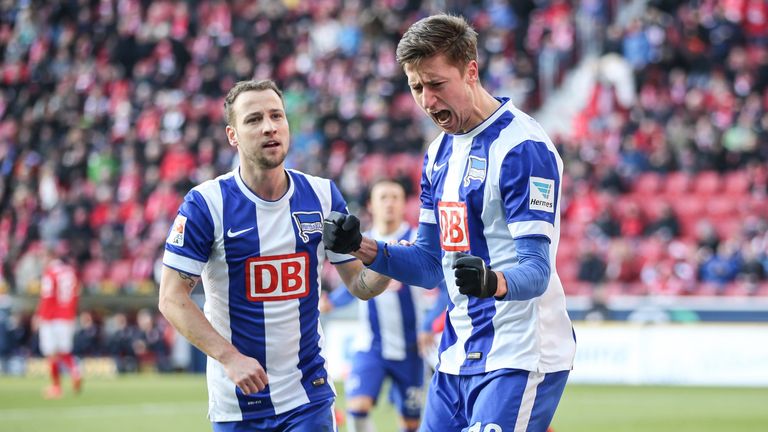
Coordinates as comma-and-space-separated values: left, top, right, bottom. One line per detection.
457, 110, 514, 373
436, 301, 457, 371
368, 298, 383, 352
328, 179, 349, 213
419, 153, 433, 210
218, 175, 275, 415
164, 190, 215, 270
500, 140, 560, 227
288, 172, 334, 398
397, 280, 418, 351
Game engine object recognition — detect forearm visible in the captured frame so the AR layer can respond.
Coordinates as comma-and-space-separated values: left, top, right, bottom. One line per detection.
364, 221, 444, 288
158, 268, 239, 363
495, 236, 552, 301
346, 267, 391, 300
350, 237, 379, 265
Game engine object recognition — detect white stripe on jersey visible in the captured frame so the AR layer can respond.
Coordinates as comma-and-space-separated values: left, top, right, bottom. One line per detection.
255, 195, 311, 411
513, 372, 546, 432
437, 133, 473, 372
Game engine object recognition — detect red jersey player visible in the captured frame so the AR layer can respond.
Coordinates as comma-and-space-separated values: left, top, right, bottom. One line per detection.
36, 243, 81, 398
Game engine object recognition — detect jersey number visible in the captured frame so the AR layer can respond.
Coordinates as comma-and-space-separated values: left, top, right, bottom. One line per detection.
468, 422, 502, 432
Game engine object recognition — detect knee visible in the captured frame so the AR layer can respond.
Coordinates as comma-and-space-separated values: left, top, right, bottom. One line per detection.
346, 396, 374, 413
401, 417, 420, 431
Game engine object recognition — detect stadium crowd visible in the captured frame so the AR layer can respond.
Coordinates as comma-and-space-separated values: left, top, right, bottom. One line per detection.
559, 0, 768, 296
0, 0, 611, 297
0, 0, 766, 319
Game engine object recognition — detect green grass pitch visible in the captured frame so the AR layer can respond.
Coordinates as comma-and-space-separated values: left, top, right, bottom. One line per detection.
1, 374, 766, 432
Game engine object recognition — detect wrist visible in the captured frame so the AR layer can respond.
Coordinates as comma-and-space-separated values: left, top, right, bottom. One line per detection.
351, 237, 379, 265
217, 345, 241, 365
493, 271, 507, 299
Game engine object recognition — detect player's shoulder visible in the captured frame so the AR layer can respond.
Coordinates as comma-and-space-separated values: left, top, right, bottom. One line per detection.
286, 168, 335, 192
188, 171, 235, 198
497, 102, 555, 151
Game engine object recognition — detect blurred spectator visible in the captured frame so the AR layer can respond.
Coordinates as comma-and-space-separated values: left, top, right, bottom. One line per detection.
577, 242, 607, 284
644, 203, 681, 239
699, 241, 743, 287
105, 312, 139, 373
133, 308, 171, 372
73, 311, 102, 357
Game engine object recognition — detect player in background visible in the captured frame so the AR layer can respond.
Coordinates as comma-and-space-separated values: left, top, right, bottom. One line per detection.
158, 79, 393, 432
320, 179, 448, 432
323, 14, 575, 432
36, 242, 82, 399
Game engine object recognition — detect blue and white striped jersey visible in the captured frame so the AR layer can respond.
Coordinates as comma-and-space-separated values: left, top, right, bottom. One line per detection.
419, 97, 576, 375
163, 168, 353, 422
351, 223, 424, 360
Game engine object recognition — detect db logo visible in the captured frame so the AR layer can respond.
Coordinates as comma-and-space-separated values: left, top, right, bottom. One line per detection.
438, 201, 470, 251
245, 252, 310, 301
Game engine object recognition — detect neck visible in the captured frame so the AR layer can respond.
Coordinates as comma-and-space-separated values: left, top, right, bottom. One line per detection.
374, 220, 400, 236
240, 166, 288, 201
466, 88, 501, 132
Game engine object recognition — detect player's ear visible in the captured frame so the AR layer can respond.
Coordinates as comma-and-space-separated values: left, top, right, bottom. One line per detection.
465, 60, 479, 83
226, 125, 238, 147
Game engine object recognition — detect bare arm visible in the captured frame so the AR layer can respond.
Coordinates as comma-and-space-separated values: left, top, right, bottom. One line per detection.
158, 265, 268, 395
334, 259, 391, 300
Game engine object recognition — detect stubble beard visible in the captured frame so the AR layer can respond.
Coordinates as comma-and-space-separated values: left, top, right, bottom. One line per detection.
256, 151, 287, 170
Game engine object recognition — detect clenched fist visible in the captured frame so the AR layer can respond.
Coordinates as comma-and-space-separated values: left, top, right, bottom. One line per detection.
453, 252, 498, 298
323, 211, 362, 254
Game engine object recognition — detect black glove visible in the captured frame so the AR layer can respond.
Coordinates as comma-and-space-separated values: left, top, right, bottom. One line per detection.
453, 252, 498, 298
323, 211, 362, 254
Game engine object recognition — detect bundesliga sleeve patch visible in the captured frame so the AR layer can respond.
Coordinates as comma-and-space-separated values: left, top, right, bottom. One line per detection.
167, 215, 187, 247
529, 177, 555, 213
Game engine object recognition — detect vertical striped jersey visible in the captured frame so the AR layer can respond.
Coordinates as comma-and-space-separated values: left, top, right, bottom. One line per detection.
419, 97, 576, 375
163, 168, 353, 422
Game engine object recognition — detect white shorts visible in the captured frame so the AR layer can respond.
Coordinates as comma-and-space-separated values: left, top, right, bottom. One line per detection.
39, 320, 75, 356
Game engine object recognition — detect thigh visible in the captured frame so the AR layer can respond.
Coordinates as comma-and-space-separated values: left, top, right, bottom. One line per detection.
346, 351, 386, 401
419, 371, 464, 432
51, 320, 75, 353
211, 399, 337, 432
465, 369, 569, 432
386, 356, 425, 419
283, 398, 337, 432
39, 322, 56, 357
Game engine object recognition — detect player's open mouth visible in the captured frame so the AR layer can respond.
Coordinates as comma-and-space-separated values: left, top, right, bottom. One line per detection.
432, 110, 451, 126
263, 140, 280, 148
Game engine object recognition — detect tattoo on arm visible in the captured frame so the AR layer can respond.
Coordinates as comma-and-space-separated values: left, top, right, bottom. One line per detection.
358, 269, 373, 296
177, 270, 197, 289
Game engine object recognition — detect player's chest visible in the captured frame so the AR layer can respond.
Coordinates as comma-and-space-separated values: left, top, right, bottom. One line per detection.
216, 204, 324, 263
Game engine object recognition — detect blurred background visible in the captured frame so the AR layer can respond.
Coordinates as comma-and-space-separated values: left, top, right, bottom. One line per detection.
0, 0, 767, 431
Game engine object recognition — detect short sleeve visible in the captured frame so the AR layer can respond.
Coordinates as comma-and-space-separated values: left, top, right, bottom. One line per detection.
163, 189, 215, 275
499, 140, 560, 240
